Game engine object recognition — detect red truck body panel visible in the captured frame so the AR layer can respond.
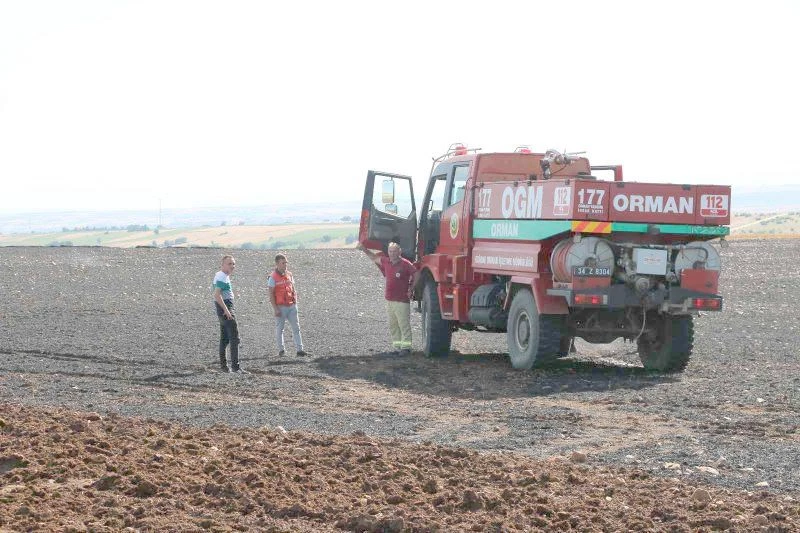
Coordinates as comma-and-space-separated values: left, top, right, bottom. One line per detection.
473, 177, 731, 226
421, 152, 730, 317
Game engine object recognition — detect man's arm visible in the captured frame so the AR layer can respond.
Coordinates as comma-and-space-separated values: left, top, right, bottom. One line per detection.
356, 243, 382, 266
268, 286, 280, 317
214, 287, 232, 319
408, 263, 419, 299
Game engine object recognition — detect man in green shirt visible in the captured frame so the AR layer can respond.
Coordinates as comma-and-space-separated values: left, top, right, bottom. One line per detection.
213, 255, 244, 373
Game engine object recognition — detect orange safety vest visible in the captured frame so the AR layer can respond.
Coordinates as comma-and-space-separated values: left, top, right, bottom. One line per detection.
271, 270, 296, 306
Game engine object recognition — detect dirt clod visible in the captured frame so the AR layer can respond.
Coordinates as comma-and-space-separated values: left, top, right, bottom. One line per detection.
569, 451, 588, 463
93, 474, 121, 490
692, 488, 711, 504
133, 479, 159, 497
461, 489, 484, 511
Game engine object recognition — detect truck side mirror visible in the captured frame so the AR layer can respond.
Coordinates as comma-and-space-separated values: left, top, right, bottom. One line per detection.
381, 180, 395, 204
384, 203, 398, 215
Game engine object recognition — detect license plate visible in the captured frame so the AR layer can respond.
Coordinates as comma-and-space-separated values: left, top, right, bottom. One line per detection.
573, 266, 611, 277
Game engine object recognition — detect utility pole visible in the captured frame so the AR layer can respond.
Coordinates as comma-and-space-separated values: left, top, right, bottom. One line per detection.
158, 199, 162, 228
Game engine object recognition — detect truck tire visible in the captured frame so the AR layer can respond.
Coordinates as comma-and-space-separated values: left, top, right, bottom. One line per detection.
506, 288, 563, 370
637, 315, 693, 372
421, 280, 452, 357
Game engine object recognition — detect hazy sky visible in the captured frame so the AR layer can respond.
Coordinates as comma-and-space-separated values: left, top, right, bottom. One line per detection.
1, 1, 798, 212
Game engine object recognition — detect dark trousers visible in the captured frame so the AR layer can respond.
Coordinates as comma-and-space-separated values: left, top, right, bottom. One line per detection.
217, 305, 240, 371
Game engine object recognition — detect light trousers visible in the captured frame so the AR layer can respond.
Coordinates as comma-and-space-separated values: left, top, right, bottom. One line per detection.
275, 304, 304, 352
386, 300, 412, 349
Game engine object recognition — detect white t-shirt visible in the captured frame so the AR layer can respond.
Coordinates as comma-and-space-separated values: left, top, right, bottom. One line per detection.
212, 271, 233, 301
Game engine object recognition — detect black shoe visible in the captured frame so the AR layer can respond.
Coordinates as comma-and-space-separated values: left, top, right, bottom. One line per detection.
296, 350, 308, 357
278, 350, 285, 357
220, 365, 230, 372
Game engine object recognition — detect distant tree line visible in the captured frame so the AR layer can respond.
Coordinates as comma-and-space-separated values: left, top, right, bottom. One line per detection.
238, 233, 357, 250
240, 241, 298, 250
162, 237, 188, 247
62, 224, 156, 232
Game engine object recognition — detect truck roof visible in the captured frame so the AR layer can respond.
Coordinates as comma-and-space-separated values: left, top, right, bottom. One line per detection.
433, 151, 592, 182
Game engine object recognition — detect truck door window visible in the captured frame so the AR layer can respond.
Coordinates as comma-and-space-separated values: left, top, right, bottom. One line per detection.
428, 175, 447, 214
421, 174, 447, 255
372, 178, 414, 218
448, 165, 469, 206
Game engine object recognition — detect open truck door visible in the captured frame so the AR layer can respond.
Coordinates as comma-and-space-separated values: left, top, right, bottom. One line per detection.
359, 171, 417, 261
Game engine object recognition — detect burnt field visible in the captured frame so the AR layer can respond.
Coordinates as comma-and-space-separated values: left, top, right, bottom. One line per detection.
1, 241, 799, 531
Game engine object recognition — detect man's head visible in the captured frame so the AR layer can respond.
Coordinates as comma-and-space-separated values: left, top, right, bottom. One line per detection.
221, 255, 236, 275
387, 242, 401, 263
275, 253, 288, 273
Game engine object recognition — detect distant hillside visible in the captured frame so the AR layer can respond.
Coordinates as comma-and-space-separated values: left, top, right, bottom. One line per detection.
0, 201, 362, 234
732, 185, 800, 212
729, 212, 800, 239
0, 223, 359, 249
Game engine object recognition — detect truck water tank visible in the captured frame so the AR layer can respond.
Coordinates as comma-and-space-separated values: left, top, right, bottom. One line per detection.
673, 241, 721, 274
550, 237, 615, 283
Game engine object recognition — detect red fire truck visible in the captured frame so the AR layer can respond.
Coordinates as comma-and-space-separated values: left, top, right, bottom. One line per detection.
359, 145, 729, 372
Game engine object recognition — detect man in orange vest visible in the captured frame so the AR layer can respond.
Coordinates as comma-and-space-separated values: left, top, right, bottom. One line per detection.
268, 253, 307, 357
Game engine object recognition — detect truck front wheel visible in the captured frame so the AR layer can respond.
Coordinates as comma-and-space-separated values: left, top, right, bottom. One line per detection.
637, 315, 694, 372
506, 288, 563, 370
421, 280, 452, 357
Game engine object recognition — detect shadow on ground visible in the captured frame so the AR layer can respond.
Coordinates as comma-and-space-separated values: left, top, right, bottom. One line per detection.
314, 350, 679, 400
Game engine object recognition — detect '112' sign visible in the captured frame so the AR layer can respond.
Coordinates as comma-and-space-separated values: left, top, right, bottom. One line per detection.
699, 195, 729, 217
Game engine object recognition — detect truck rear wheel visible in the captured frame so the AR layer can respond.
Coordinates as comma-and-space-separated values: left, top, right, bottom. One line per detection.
421, 280, 452, 357
506, 288, 563, 370
637, 315, 693, 372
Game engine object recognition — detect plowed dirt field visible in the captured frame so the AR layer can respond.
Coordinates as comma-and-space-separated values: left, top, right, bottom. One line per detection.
1, 241, 799, 531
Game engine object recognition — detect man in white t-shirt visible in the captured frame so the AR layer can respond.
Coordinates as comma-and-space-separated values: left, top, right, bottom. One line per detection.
212, 255, 244, 373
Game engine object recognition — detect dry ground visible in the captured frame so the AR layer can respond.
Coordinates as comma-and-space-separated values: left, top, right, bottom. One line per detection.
2, 404, 797, 532
729, 212, 800, 239
1, 241, 799, 531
